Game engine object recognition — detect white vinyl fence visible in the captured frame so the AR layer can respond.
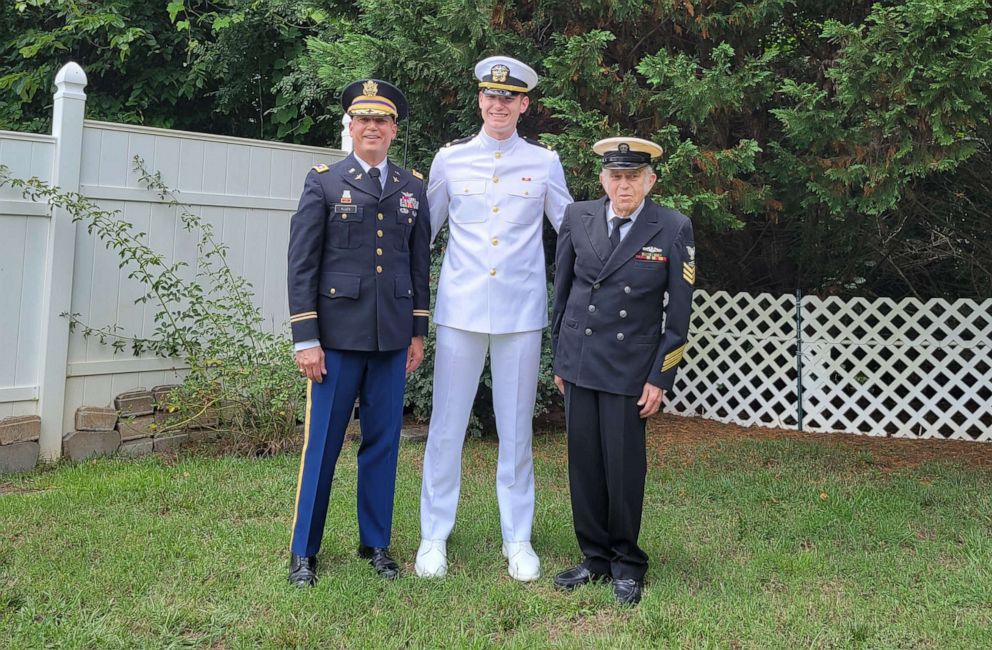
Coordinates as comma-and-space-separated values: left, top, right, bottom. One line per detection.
0, 63, 345, 460
2, 63, 989, 463
669, 291, 992, 442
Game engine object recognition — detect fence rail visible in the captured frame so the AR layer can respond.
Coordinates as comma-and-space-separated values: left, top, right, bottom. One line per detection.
669, 290, 992, 442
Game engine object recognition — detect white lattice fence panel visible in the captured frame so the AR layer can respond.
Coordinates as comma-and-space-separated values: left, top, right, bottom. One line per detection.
801, 297, 992, 441
669, 291, 800, 429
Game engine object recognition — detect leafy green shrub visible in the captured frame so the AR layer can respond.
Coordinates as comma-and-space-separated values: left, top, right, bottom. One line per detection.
0, 158, 303, 454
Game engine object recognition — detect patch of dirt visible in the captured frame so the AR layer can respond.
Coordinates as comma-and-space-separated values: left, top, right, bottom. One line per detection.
0, 484, 48, 496
644, 414, 992, 471
545, 608, 630, 643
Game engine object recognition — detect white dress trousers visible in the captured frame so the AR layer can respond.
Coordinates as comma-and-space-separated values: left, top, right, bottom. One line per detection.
420, 325, 543, 542
420, 129, 572, 543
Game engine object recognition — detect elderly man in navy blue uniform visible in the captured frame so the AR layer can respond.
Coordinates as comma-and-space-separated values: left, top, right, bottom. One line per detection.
286, 79, 431, 586
550, 137, 696, 605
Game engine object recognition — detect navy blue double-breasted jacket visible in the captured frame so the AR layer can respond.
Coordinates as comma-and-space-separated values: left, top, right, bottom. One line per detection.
551, 197, 695, 396
287, 153, 431, 352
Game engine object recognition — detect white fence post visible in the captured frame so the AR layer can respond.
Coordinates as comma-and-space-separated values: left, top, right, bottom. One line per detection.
341, 114, 353, 152
36, 62, 87, 461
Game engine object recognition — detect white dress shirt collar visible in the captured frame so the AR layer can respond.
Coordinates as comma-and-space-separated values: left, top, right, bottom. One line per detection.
353, 154, 389, 189
477, 128, 520, 152
606, 199, 646, 235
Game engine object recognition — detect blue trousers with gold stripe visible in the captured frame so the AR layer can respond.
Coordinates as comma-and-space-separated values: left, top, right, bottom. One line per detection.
290, 348, 406, 557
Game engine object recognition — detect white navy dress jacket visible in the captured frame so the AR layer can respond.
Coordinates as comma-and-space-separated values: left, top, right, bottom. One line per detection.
428, 130, 572, 334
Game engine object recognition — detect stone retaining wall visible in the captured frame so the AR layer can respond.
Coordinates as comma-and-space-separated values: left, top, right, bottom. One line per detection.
0, 384, 219, 474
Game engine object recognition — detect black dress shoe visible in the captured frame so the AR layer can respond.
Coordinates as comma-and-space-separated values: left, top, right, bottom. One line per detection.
357, 545, 400, 580
553, 564, 611, 590
288, 553, 318, 587
612, 578, 643, 605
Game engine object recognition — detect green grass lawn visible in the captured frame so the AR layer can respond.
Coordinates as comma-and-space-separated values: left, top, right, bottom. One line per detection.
2, 423, 991, 648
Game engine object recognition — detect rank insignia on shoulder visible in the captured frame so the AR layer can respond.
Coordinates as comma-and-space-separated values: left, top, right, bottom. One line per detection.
411, 169, 423, 180
312, 163, 330, 173
523, 136, 552, 150
445, 136, 473, 148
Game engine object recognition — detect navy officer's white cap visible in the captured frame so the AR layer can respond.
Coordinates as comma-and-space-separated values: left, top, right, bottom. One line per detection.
475, 56, 539, 96
593, 137, 664, 170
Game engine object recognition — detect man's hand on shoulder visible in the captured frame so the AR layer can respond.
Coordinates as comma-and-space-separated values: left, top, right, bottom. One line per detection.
296, 346, 326, 383
637, 383, 664, 418
406, 336, 425, 373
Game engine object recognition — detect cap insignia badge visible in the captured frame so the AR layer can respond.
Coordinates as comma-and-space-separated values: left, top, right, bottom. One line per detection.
362, 80, 378, 96
491, 64, 510, 83
618, 143, 630, 153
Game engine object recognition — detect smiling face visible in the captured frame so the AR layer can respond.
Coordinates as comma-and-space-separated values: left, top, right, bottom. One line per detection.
600, 167, 657, 216
478, 92, 529, 140
349, 115, 397, 165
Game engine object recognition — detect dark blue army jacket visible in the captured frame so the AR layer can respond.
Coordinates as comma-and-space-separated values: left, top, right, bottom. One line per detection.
287, 153, 431, 352
551, 197, 695, 396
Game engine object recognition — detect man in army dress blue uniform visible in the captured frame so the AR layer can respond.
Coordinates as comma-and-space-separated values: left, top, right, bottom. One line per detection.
550, 137, 696, 605
286, 79, 431, 585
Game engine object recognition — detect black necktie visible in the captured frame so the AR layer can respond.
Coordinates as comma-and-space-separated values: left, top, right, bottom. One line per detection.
367, 167, 382, 196
609, 216, 630, 251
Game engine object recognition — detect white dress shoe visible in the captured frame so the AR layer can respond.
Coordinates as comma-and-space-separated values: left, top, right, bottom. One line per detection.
415, 539, 448, 578
502, 541, 540, 582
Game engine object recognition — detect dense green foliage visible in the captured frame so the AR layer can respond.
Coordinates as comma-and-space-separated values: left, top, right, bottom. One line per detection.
3, 0, 989, 297
4, 1, 991, 432
2, 432, 991, 646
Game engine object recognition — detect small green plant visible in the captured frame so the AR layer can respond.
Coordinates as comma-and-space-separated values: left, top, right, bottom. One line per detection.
0, 158, 303, 454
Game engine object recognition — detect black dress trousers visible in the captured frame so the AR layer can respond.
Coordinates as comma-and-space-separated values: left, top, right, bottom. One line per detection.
563, 381, 649, 581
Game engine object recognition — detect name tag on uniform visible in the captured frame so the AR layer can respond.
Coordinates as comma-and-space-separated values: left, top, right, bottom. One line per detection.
334, 204, 358, 213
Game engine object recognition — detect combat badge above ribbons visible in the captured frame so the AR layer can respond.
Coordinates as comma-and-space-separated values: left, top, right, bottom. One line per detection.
399, 191, 419, 210
634, 245, 667, 262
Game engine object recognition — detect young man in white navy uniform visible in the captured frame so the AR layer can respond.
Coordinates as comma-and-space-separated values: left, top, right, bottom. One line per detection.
416, 56, 573, 581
